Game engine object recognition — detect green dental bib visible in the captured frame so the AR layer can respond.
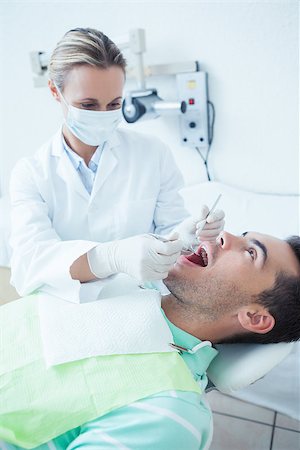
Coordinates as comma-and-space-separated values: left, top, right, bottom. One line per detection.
0, 295, 201, 448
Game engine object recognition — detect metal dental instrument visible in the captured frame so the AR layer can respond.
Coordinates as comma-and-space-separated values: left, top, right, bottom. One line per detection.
187, 193, 222, 253
149, 234, 173, 243
197, 193, 222, 233
149, 193, 222, 254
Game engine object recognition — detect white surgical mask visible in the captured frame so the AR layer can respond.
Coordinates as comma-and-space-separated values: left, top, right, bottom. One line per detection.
55, 83, 122, 146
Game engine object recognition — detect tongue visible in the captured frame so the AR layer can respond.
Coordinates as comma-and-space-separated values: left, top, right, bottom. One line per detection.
186, 252, 204, 266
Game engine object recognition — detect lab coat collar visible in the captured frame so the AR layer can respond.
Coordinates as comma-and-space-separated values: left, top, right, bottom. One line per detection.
89, 132, 121, 201
51, 127, 121, 157
106, 130, 121, 149
52, 128, 121, 201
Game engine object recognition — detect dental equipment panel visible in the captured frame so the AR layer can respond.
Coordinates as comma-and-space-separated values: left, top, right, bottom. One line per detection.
176, 72, 209, 150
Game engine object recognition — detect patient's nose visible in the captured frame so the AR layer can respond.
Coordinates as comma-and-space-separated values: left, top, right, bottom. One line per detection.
216, 231, 236, 250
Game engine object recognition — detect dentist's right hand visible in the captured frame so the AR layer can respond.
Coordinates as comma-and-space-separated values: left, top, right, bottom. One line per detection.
87, 233, 183, 282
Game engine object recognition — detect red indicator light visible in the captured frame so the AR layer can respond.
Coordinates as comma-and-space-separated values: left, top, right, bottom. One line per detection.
189, 98, 195, 105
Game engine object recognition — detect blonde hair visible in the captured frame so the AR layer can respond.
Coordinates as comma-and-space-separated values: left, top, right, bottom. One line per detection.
49, 27, 126, 90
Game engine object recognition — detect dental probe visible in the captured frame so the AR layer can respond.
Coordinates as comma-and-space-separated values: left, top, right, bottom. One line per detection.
188, 193, 222, 253
149, 193, 222, 253
196, 193, 222, 234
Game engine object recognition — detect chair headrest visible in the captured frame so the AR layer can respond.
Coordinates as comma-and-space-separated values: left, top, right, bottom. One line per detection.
207, 342, 294, 394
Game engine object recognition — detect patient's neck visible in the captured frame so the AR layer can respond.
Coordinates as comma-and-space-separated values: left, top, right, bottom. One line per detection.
161, 294, 241, 344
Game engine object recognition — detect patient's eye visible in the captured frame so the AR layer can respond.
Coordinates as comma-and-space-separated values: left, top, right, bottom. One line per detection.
247, 248, 256, 260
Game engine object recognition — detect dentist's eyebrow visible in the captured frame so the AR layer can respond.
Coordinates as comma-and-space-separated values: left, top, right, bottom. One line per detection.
79, 96, 123, 103
108, 97, 123, 105
80, 97, 99, 101
242, 232, 267, 265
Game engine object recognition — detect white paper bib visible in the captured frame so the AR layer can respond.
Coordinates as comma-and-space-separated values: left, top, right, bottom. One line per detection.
38, 276, 176, 367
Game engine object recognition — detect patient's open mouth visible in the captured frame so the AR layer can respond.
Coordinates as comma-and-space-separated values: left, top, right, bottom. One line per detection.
186, 246, 208, 267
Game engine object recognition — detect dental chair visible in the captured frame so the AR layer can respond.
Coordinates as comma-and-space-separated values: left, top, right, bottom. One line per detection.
206, 342, 293, 394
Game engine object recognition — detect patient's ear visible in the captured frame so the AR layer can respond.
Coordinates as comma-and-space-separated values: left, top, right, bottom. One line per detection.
237, 305, 275, 334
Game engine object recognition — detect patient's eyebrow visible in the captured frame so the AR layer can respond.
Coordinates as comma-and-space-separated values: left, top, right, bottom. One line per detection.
252, 239, 268, 266
242, 232, 267, 265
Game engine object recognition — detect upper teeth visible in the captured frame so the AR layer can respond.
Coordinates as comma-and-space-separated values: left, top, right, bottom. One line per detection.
200, 247, 208, 266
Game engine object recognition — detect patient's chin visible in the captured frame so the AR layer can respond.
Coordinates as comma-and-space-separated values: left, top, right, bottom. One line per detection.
164, 267, 178, 284
163, 276, 193, 307
163, 274, 174, 291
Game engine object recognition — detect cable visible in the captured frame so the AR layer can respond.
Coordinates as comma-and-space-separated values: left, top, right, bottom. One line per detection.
195, 100, 215, 182
207, 100, 215, 146
195, 146, 211, 181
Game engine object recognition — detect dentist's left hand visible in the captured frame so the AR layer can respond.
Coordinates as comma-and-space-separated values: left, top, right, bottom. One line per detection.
174, 205, 225, 249
87, 233, 183, 282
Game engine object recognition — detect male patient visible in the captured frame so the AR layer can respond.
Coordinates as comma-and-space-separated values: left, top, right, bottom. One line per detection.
1, 231, 300, 450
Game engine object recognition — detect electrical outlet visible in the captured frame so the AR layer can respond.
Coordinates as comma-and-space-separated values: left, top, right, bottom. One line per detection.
176, 71, 209, 148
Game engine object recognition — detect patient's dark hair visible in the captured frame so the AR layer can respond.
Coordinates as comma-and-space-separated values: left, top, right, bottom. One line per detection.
224, 235, 300, 344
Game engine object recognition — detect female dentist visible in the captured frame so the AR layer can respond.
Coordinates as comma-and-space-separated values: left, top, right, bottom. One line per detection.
9, 27, 224, 303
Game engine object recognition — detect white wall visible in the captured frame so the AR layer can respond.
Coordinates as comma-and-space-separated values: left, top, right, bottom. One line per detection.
0, 0, 298, 196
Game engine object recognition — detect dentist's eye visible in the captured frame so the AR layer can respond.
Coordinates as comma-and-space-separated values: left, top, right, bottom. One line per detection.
81, 103, 97, 109
247, 248, 256, 260
108, 103, 121, 110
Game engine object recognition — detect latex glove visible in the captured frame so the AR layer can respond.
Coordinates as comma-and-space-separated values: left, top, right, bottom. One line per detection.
195, 205, 225, 242
174, 205, 225, 249
87, 233, 183, 282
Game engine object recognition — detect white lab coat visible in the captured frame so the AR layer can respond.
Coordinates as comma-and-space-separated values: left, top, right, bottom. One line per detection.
9, 128, 188, 302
